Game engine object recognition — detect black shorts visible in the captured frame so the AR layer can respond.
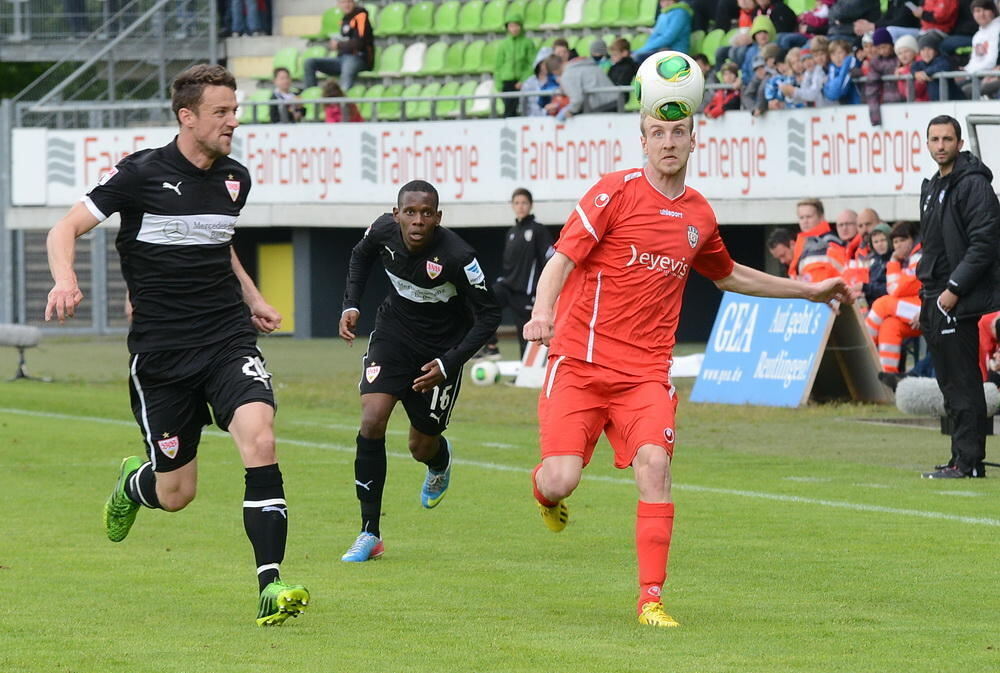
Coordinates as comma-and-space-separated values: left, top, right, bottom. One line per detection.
128, 337, 276, 472
360, 332, 464, 436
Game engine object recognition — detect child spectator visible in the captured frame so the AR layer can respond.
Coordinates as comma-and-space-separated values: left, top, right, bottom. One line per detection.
740, 15, 777, 83
765, 50, 798, 108
856, 222, 893, 308
608, 38, 640, 106
864, 28, 904, 125
823, 38, 861, 103
521, 50, 561, 117
549, 52, 619, 119
782, 39, 832, 105
961, 0, 1000, 99
589, 39, 612, 71
552, 38, 573, 63
704, 62, 743, 116
893, 34, 926, 99
494, 13, 536, 117
269, 67, 303, 123
322, 79, 363, 123
865, 221, 923, 374
742, 52, 776, 115
910, 31, 964, 99
634, 0, 695, 61
693, 53, 712, 78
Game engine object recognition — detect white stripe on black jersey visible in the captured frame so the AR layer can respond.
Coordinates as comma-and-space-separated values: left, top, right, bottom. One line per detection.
85, 137, 254, 354
343, 214, 502, 376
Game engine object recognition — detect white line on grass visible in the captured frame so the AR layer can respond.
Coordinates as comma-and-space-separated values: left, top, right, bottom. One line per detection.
3, 406, 998, 528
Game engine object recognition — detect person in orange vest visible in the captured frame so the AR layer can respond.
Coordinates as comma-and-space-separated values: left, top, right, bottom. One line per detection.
846, 207, 881, 261
978, 311, 1000, 383
865, 221, 922, 373
787, 197, 830, 279
797, 208, 856, 282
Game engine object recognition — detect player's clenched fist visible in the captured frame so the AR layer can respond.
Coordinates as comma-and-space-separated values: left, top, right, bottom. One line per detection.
523, 315, 554, 345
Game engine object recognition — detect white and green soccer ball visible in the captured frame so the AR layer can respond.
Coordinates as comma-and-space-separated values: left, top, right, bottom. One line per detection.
470, 360, 501, 386
634, 51, 705, 122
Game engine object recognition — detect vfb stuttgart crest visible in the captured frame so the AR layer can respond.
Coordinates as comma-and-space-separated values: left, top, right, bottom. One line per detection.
426, 260, 442, 279
687, 225, 699, 249
366, 364, 381, 383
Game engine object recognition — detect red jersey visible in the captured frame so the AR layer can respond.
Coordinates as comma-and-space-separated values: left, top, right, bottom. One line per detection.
550, 168, 735, 382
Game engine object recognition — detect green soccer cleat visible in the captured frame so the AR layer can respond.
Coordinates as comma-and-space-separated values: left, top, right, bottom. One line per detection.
256, 580, 310, 626
103, 455, 143, 542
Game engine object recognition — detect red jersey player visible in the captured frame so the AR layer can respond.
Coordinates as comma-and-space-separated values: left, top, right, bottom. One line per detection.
523, 113, 853, 628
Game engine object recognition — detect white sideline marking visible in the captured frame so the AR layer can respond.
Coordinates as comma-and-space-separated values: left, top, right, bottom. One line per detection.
3, 406, 998, 528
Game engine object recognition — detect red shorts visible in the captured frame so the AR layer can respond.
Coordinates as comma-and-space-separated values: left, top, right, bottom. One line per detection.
538, 355, 678, 469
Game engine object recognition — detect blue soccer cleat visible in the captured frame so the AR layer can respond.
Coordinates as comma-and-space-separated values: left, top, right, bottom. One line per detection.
420, 439, 452, 509
341, 532, 384, 562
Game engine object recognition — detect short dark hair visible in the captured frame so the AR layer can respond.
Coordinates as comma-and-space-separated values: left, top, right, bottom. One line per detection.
610, 38, 631, 53
273, 67, 290, 78
890, 220, 918, 240
397, 180, 439, 209
171, 64, 237, 122
927, 114, 962, 141
511, 187, 533, 203
552, 38, 570, 49
767, 228, 795, 249
970, 0, 998, 14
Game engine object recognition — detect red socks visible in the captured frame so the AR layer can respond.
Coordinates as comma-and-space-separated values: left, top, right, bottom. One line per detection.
636, 501, 675, 612
531, 463, 557, 508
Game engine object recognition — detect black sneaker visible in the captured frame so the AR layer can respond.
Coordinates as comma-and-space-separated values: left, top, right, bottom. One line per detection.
474, 344, 501, 361
922, 466, 971, 479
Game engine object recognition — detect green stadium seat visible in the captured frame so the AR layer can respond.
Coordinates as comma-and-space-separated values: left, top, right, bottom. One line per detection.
722, 28, 740, 48
625, 80, 640, 111
358, 83, 383, 119
300, 44, 330, 72
581, 0, 604, 27
378, 43, 405, 76
406, 1, 435, 35
434, 81, 461, 117
364, 3, 379, 34
524, 0, 546, 29
506, 0, 528, 22
462, 40, 486, 73
443, 41, 466, 74
421, 40, 449, 75
458, 0, 485, 34
401, 41, 428, 74
412, 81, 442, 119
345, 83, 366, 100
615, 0, 639, 26
434, 0, 461, 33
574, 34, 596, 54
480, 40, 500, 74
481, 0, 508, 33
636, 0, 657, 26
377, 83, 404, 121
700, 28, 724, 63
272, 46, 301, 81
453, 80, 479, 116
377, 2, 407, 37
299, 86, 324, 121
238, 88, 272, 124
788, 0, 816, 13
689, 29, 705, 56
540, 0, 566, 28
599, 0, 620, 26
308, 7, 343, 40
630, 31, 648, 50
401, 82, 425, 120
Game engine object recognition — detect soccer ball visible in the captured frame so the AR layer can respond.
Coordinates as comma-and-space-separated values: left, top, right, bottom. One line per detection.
634, 51, 705, 122
470, 360, 501, 386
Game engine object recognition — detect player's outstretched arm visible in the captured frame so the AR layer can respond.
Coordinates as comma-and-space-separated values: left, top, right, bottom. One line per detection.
523, 251, 576, 345
231, 248, 282, 333
45, 201, 101, 323
714, 262, 854, 308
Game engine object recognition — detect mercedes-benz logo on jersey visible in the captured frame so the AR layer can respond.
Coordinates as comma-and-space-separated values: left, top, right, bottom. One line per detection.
162, 219, 189, 241
594, 193, 611, 208
687, 225, 699, 249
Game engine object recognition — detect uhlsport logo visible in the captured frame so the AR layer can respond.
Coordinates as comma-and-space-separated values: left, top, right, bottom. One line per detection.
594, 193, 611, 208
663, 428, 675, 445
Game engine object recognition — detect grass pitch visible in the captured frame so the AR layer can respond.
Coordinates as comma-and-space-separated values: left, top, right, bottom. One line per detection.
0, 336, 997, 673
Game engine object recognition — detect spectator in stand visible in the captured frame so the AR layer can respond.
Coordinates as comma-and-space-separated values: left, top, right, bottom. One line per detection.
634, 0, 695, 61
827, 0, 882, 43
798, 0, 838, 40
552, 38, 573, 63
767, 228, 796, 276
911, 0, 959, 35
960, 0, 1000, 99
782, 41, 833, 105
740, 15, 777, 83
495, 13, 537, 118
864, 28, 905, 125
608, 39, 640, 103
911, 31, 964, 99
765, 48, 802, 108
858, 222, 893, 307
894, 34, 925, 99
303, 0, 374, 91
757, 0, 806, 49
551, 51, 620, 120
269, 67, 304, 124
693, 54, 712, 78
322, 79, 363, 123
591, 39, 612, 71
848, 207, 882, 259
716, 0, 759, 69
705, 62, 743, 116
854, 0, 921, 42
824, 39, 862, 103
521, 50, 561, 117
797, 213, 851, 283
742, 55, 771, 114
941, 0, 979, 55
865, 221, 923, 374
230, 0, 264, 36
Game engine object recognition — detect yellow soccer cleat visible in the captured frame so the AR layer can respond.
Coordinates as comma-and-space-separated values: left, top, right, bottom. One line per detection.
536, 500, 569, 532
256, 581, 310, 626
638, 601, 680, 628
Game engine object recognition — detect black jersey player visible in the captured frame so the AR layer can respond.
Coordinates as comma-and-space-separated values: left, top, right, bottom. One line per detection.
45, 65, 309, 626
338, 180, 502, 562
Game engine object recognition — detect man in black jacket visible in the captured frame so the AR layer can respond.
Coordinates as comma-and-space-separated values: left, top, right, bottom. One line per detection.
303, 0, 375, 90
918, 115, 1000, 478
